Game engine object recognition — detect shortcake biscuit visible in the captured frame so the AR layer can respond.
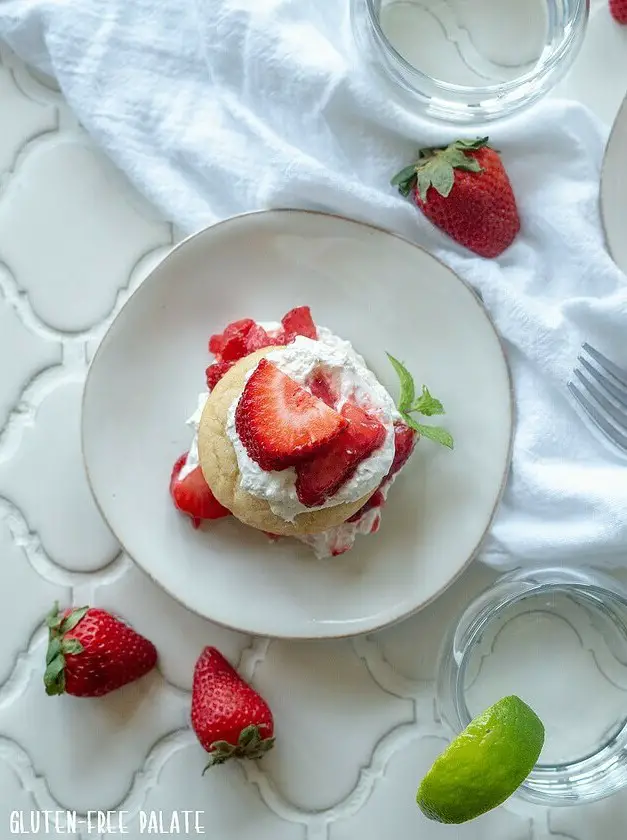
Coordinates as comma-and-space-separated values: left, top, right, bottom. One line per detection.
198, 349, 373, 536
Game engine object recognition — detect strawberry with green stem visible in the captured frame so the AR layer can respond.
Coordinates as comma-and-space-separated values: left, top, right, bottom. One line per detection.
392, 137, 520, 259
44, 603, 157, 697
191, 647, 275, 771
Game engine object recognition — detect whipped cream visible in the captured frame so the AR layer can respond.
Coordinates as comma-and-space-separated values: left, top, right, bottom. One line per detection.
179, 391, 209, 481
180, 323, 403, 557
297, 480, 393, 559
224, 327, 396, 522
180, 390, 392, 558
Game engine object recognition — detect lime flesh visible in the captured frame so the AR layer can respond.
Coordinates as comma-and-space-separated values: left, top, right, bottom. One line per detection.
417, 695, 545, 824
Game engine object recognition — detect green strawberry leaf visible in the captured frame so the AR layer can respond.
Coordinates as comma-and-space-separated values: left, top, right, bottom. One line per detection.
258, 737, 276, 752
45, 602, 62, 631
61, 639, 84, 656
413, 385, 445, 416
209, 740, 236, 754
402, 137, 491, 202
59, 606, 89, 635
46, 637, 62, 666
391, 164, 419, 198
43, 654, 66, 696
391, 164, 418, 187
239, 725, 261, 749
447, 152, 482, 173
203, 727, 275, 774
430, 163, 455, 197
416, 169, 433, 202
455, 137, 489, 150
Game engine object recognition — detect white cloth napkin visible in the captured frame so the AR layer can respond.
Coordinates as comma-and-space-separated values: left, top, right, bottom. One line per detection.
2, 0, 626, 571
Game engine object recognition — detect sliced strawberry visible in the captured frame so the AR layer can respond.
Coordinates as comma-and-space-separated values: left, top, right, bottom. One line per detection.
307, 370, 337, 408
260, 325, 290, 348
244, 324, 275, 354
170, 454, 230, 527
345, 423, 416, 523
223, 318, 255, 340
281, 306, 317, 341
208, 333, 224, 355
235, 359, 347, 471
208, 319, 254, 359
221, 319, 256, 362
206, 360, 234, 390
385, 422, 417, 481
296, 402, 386, 507
270, 327, 287, 346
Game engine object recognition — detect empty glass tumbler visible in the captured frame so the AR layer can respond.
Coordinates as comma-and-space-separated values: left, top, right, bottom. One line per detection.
351, 0, 589, 122
436, 566, 627, 805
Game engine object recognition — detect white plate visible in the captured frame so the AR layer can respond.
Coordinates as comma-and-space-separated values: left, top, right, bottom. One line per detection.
601, 94, 627, 274
82, 210, 512, 640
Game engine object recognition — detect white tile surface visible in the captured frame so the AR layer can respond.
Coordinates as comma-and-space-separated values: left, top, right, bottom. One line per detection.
0, 380, 119, 572
329, 733, 533, 840
0, 653, 187, 813
250, 639, 414, 811
0, 4, 624, 836
546, 791, 627, 840
0, 280, 61, 431
91, 561, 251, 691
0, 137, 170, 333
0, 61, 56, 174
127, 745, 307, 840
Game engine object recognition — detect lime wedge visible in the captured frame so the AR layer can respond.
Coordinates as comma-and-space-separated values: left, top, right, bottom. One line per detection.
417, 695, 544, 824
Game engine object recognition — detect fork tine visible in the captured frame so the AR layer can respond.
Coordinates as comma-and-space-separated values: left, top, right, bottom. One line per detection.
574, 369, 627, 432
582, 343, 627, 389
578, 356, 627, 409
567, 381, 627, 453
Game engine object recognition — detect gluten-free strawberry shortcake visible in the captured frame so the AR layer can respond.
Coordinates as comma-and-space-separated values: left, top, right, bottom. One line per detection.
169, 307, 452, 558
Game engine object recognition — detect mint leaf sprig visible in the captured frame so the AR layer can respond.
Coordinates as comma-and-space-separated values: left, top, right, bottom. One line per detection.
387, 354, 454, 449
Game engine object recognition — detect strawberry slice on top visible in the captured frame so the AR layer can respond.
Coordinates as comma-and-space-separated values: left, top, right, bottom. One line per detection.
235, 359, 347, 471
296, 401, 387, 508
281, 306, 317, 341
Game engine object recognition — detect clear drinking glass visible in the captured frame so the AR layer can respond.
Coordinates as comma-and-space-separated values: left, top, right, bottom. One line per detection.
436, 566, 627, 805
350, 0, 589, 123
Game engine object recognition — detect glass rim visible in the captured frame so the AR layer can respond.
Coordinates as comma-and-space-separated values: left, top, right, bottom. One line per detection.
361, 0, 590, 97
452, 577, 627, 747
436, 565, 627, 806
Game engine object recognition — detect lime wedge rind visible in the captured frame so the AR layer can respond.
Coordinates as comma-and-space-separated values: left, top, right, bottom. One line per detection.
417, 695, 545, 824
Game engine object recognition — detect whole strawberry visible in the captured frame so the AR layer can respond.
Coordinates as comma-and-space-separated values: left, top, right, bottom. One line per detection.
44, 603, 157, 697
191, 646, 275, 770
610, 0, 627, 23
392, 137, 520, 258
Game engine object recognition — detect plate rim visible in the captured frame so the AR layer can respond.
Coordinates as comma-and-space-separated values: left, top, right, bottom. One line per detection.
81, 207, 515, 640
600, 92, 627, 269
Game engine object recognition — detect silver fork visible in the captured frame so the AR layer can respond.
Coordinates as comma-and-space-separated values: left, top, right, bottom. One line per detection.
568, 343, 627, 454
